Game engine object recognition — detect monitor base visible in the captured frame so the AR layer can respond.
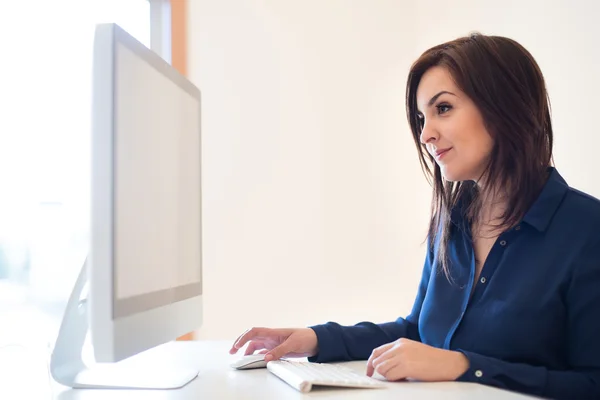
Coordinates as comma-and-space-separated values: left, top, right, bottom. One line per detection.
49, 258, 198, 389
65, 363, 198, 390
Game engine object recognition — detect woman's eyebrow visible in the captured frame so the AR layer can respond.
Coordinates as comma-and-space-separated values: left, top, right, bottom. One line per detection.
417, 90, 457, 114
427, 90, 456, 107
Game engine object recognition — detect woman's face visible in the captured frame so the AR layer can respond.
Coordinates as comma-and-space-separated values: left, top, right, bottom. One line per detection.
416, 66, 494, 183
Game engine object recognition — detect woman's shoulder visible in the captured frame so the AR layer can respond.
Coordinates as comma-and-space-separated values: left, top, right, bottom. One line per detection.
532, 168, 600, 224
561, 185, 600, 221
522, 168, 600, 246
552, 182, 600, 249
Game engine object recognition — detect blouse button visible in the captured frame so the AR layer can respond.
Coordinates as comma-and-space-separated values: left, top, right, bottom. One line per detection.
475, 370, 483, 378
500, 240, 507, 246
480, 277, 486, 284
515, 225, 521, 231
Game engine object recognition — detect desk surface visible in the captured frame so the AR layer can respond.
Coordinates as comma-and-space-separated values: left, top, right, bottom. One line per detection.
53, 340, 538, 400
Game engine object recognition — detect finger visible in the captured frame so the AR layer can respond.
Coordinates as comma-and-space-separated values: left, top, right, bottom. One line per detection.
230, 327, 268, 354
229, 328, 251, 354
366, 342, 394, 376
371, 347, 397, 372
264, 341, 292, 362
378, 362, 406, 382
375, 358, 399, 377
244, 340, 266, 355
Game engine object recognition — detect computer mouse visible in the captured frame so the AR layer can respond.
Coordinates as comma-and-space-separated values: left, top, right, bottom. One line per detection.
230, 354, 268, 370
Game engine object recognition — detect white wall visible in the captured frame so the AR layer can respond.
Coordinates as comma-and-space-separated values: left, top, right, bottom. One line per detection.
187, 0, 600, 340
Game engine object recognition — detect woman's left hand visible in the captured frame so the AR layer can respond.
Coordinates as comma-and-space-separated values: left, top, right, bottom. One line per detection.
366, 338, 470, 382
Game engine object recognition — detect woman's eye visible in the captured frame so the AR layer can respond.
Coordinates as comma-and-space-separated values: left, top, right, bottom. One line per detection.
437, 104, 452, 114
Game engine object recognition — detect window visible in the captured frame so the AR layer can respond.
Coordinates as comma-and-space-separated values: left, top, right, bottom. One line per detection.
0, 0, 170, 356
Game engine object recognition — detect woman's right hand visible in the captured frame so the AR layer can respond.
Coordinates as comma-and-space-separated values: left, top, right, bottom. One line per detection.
229, 327, 319, 362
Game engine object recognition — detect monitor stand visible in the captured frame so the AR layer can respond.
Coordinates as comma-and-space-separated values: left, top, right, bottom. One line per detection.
49, 258, 199, 389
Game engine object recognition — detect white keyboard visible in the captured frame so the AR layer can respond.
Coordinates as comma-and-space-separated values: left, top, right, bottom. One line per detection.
266, 360, 386, 393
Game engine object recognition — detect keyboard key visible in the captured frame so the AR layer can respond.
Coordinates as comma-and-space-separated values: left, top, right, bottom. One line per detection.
266, 360, 386, 393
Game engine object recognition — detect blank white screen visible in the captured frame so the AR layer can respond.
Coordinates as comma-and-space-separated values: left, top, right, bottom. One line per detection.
114, 42, 201, 300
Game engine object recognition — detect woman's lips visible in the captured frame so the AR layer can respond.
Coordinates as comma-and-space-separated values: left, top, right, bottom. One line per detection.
435, 148, 451, 160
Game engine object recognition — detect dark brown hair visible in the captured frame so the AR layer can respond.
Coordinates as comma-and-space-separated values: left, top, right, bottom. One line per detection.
406, 32, 553, 280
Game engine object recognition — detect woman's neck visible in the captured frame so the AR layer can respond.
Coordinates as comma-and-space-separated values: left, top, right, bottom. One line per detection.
476, 180, 509, 220
472, 185, 509, 237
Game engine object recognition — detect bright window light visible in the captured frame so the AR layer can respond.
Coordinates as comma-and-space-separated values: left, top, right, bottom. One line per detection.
0, 0, 152, 356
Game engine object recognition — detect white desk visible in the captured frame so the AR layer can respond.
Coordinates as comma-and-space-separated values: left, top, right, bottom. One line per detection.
53, 341, 538, 400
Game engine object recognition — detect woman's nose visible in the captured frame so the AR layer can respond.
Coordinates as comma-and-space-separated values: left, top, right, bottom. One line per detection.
419, 121, 438, 144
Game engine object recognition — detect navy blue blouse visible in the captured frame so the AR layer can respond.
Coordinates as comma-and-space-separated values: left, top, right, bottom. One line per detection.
310, 168, 600, 399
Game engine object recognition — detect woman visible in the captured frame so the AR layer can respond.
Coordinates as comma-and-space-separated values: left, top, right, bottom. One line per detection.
229, 33, 600, 400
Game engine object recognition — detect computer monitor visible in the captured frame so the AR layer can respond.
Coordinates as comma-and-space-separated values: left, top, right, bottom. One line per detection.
50, 23, 203, 389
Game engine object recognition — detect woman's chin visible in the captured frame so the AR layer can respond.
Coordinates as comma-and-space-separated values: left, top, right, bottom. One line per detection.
440, 167, 470, 183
